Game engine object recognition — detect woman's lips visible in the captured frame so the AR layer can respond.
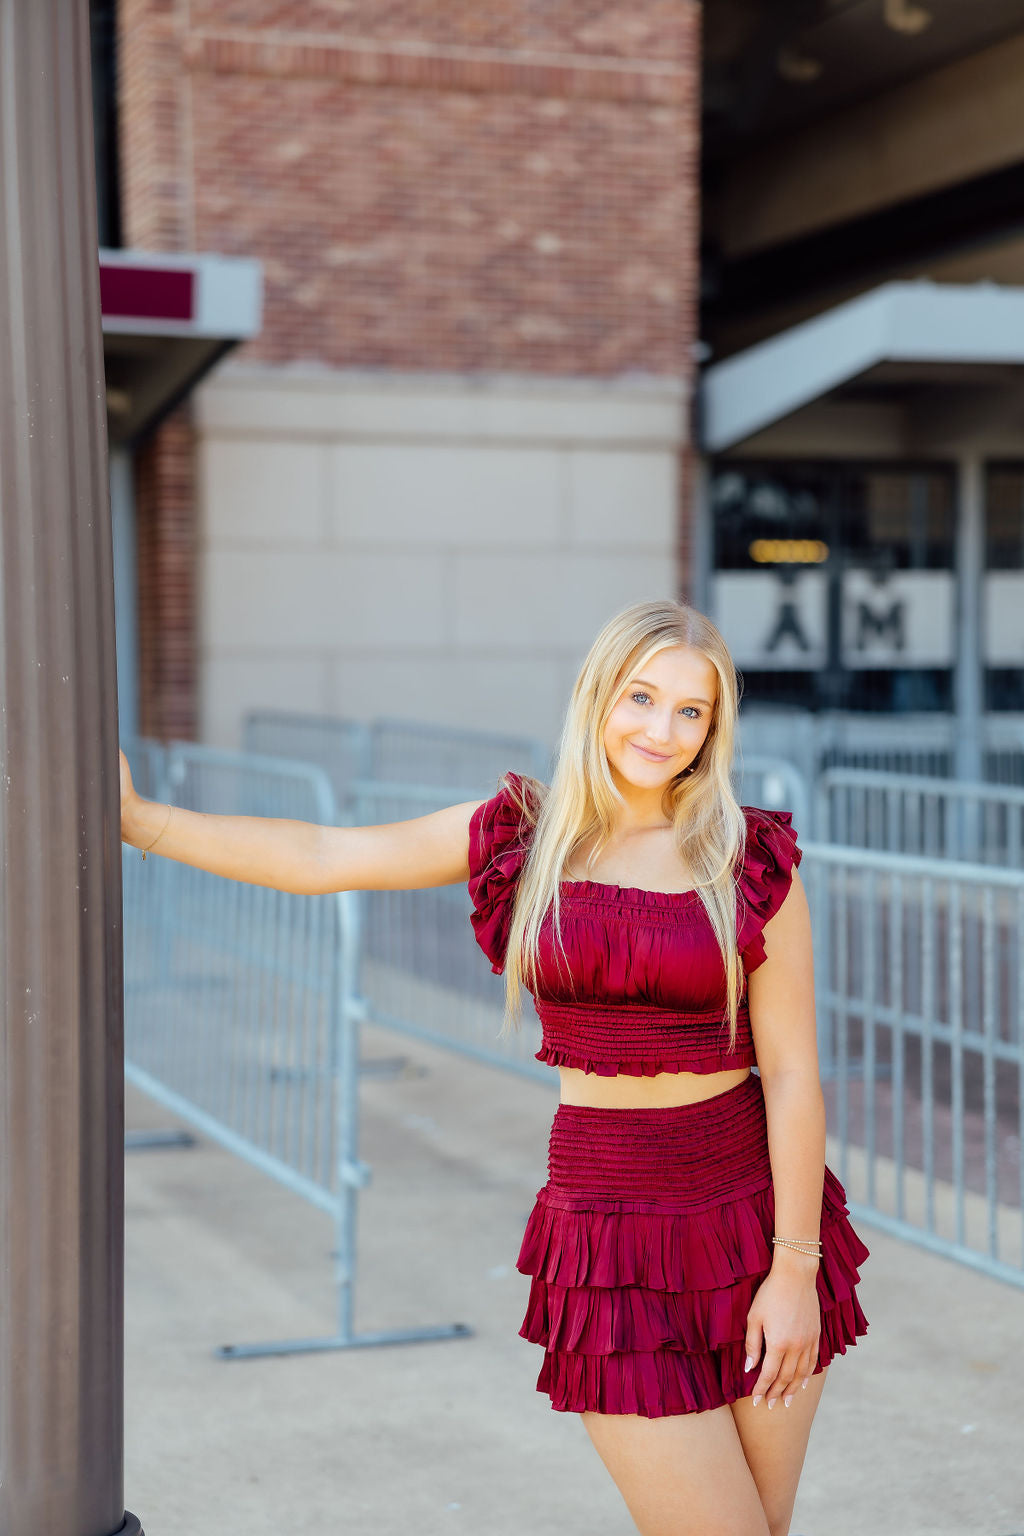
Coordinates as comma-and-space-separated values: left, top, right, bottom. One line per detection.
630, 741, 671, 762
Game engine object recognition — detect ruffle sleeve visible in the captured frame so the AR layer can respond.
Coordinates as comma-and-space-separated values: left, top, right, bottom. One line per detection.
467, 771, 536, 974
736, 806, 803, 975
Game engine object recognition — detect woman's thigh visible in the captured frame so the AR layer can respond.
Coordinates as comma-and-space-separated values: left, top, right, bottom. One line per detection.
728, 1367, 829, 1536
579, 1405, 771, 1536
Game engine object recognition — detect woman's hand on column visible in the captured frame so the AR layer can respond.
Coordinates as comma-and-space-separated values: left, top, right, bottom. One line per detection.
119, 748, 140, 844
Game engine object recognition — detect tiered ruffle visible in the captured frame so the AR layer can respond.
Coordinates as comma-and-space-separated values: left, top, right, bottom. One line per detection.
516, 1080, 871, 1417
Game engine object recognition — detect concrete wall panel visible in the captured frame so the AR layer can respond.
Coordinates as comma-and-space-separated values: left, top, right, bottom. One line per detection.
196, 369, 683, 752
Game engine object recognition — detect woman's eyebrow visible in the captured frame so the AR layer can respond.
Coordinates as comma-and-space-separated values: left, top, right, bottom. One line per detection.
629, 678, 713, 707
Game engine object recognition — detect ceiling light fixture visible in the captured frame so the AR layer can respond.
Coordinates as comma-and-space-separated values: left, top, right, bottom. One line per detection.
777, 45, 823, 83
884, 0, 932, 36
749, 539, 830, 565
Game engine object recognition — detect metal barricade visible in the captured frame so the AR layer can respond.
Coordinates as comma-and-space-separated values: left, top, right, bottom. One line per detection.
242, 710, 373, 815
818, 768, 1024, 868
802, 840, 1024, 1287
346, 780, 549, 1082
737, 708, 957, 788
982, 715, 1024, 786
122, 742, 470, 1357
369, 717, 551, 788
242, 708, 552, 809
731, 754, 811, 836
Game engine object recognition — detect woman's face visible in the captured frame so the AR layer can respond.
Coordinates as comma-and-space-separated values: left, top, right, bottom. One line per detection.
603, 644, 718, 791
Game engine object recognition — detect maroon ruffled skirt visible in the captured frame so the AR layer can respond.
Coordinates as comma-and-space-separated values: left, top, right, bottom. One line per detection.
516, 1072, 871, 1417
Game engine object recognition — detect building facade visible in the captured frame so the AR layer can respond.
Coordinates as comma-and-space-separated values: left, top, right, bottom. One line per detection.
699, 1, 1024, 781
100, 0, 1024, 777
104, 0, 701, 752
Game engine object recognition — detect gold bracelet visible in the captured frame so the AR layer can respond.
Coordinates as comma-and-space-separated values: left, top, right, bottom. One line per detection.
141, 803, 173, 861
772, 1236, 822, 1256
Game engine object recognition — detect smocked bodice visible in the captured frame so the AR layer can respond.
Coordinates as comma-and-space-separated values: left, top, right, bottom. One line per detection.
466, 773, 803, 1077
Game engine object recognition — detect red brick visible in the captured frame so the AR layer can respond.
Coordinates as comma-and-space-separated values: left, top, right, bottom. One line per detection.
134, 405, 197, 742
118, 1, 700, 378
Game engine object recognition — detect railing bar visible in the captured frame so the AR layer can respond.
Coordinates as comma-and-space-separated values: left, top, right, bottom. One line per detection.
891, 872, 905, 1225
1018, 887, 1024, 1269
950, 881, 966, 1248
837, 862, 849, 1189
922, 875, 936, 1233
982, 886, 998, 1260
863, 868, 877, 1208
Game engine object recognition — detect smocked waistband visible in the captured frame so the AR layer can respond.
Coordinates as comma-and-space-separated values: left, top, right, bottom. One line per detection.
535, 998, 745, 1023
533, 996, 755, 1076
544, 1072, 772, 1207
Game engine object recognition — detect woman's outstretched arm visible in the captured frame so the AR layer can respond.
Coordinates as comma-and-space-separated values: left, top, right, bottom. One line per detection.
120, 749, 484, 897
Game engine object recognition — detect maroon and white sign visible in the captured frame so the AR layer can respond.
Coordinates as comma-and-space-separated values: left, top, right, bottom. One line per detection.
98, 248, 261, 339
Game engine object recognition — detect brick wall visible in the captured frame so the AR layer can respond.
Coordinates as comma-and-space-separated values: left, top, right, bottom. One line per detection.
117, 2, 702, 739
134, 404, 197, 742
118, 1, 701, 378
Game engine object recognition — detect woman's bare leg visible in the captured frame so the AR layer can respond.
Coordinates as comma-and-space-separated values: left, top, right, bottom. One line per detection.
728, 1366, 829, 1536
579, 1405, 772, 1536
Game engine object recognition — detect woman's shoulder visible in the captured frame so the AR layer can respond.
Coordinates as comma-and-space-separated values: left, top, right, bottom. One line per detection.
468, 771, 545, 858
736, 803, 804, 973
740, 802, 801, 849
466, 771, 546, 974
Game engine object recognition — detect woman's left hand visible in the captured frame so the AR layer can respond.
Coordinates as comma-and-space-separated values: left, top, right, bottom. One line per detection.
743, 1262, 821, 1409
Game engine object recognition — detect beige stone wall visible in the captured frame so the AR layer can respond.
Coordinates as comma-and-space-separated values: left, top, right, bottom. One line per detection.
194, 367, 686, 754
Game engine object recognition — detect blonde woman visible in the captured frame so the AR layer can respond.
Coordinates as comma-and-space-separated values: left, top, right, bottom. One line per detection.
120, 599, 869, 1536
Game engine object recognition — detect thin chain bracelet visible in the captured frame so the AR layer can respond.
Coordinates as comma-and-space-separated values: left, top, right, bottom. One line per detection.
141, 803, 173, 861
772, 1236, 822, 1256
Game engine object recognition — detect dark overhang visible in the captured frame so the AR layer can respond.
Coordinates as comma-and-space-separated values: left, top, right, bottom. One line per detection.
703, 0, 1024, 166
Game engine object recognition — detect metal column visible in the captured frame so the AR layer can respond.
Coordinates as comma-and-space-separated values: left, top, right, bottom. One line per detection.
954, 450, 984, 783
0, 2, 142, 1531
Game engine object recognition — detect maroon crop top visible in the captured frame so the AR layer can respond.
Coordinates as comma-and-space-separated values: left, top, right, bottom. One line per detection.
466, 772, 803, 1078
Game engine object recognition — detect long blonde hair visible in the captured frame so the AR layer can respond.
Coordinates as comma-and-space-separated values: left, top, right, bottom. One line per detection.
497, 599, 748, 1049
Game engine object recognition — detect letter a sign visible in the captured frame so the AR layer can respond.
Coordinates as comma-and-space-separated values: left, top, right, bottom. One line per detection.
710, 572, 828, 669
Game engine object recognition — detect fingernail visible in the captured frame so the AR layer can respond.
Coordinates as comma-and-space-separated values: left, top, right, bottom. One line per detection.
744, 1356, 754, 1372
752, 1394, 761, 1406
767, 1398, 775, 1410
802, 1377, 809, 1389
784, 1395, 793, 1407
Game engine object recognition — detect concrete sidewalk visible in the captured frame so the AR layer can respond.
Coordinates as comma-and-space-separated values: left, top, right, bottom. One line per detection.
124, 1025, 1023, 1536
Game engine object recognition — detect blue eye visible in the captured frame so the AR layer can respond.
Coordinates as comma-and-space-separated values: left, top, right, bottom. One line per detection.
630, 691, 701, 719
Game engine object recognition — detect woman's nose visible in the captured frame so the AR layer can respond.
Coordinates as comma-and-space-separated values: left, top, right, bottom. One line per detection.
645, 715, 674, 745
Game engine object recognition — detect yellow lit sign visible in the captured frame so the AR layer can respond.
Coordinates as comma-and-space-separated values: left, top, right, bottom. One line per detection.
749, 539, 829, 564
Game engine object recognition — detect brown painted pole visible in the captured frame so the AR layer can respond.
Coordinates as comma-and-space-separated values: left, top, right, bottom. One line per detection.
0, 2, 142, 1532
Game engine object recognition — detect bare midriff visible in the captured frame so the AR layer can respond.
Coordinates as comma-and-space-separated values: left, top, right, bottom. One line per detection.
557, 1063, 752, 1109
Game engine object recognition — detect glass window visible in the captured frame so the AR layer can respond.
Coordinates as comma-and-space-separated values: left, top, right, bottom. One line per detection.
710, 460, 956, 713
984, 464, 1024, 711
